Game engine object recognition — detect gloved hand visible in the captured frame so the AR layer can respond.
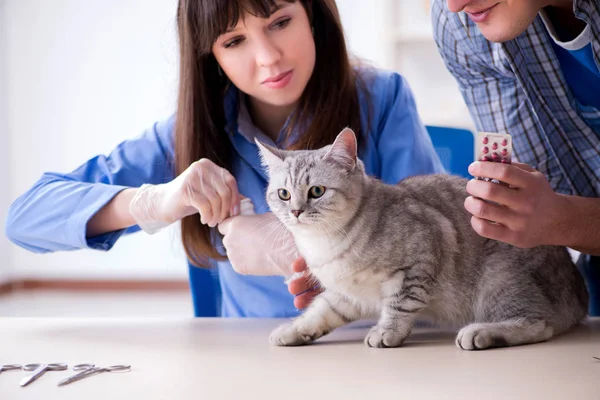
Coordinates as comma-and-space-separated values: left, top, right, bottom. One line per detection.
129, 158, 240, 234
217, 212, 300, 276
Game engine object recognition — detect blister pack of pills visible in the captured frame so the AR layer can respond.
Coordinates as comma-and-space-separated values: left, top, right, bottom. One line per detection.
476, 131, 512, 164
475, 131, 512, 185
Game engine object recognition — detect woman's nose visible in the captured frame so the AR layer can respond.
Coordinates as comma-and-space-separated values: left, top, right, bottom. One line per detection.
255, 37, 282, 67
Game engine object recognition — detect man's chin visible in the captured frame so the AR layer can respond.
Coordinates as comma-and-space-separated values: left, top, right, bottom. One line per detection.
478, 25, 523, 43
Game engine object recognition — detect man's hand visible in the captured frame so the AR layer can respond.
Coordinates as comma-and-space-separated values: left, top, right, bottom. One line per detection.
464, 161, 567, 248
287, 258, 322, 309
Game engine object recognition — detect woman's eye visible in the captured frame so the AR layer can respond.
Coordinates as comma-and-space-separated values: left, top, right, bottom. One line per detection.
224, 37, 243, 48
272, 18, 291, 29
278, 189, 291, 201
309, 186, 326, 199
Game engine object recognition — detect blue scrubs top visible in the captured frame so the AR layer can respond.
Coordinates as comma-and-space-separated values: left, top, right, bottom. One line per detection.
5, 68, 445, 317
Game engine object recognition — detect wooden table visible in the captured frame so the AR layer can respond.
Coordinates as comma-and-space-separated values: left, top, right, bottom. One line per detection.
1, 317, 599, 399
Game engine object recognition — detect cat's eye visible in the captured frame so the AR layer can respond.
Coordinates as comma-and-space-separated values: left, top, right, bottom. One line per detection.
278, 189, 291, 201
309, 186, 326, 199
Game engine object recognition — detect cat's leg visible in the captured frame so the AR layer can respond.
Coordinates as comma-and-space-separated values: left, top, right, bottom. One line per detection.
457, 277, 554, 350
456, 319, 553, 350
365, 268, 434, 348
269, 290, 362, 346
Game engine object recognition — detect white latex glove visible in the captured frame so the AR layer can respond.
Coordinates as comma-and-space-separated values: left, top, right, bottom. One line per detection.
217, 212, 301, 277
129, 158, 240, 234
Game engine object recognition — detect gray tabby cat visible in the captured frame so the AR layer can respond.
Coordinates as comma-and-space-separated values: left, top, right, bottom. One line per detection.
256, 128, 588, 350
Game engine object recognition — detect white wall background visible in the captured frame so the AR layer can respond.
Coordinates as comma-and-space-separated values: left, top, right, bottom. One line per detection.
337, 0, 393, 69
2, 0, 469, 281
0, 0, 13, 284
4, 0, 186, 280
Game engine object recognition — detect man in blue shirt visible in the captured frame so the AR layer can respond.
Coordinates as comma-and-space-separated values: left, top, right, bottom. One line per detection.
432, 0, 600, 315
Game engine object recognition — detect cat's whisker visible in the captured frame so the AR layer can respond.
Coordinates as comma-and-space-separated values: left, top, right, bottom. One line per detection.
317, 220, 345, 260
263, 217, 296, 255
259, 220, 288, 249
251, 218, 284, 234
253, 223, 282, 238
257, 225, 287, 249
322, 219, 361, 259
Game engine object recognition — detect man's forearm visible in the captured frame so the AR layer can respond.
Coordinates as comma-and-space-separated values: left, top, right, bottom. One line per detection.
554, 194, 600, 255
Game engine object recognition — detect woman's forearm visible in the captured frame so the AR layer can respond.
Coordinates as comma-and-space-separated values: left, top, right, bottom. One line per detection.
86, 188, 138, 238
555, 194, 600, 256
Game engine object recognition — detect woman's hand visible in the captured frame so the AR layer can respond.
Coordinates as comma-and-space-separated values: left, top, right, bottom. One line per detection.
129, 158, 240, 233
217, 212, 300, 276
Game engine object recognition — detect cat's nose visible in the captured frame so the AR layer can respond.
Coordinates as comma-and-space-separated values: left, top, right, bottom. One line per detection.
291, 209, 304, 218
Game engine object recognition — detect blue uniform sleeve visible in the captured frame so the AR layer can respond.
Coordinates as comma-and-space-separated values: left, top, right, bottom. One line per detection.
5, 116, 176, 253
373, 71, 445, 184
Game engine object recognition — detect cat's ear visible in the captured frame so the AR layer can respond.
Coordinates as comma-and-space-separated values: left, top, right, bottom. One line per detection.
324, 127, 357, 170
255, 139, 284, 171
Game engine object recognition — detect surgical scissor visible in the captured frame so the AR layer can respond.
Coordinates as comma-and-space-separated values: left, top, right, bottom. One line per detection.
0, 364, 22, 374
20, 363, 68, 387
57, 363, 131, 386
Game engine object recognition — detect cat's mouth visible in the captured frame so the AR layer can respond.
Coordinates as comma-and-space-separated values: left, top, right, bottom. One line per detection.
286, 216, 321, 227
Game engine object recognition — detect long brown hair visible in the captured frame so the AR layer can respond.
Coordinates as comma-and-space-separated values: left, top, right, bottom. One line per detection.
175, 0, 370, 267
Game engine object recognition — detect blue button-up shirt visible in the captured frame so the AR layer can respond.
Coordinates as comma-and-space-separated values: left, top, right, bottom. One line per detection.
5, 68, 444, 317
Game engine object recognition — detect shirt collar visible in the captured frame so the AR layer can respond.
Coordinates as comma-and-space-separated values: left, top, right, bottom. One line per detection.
223, 84, 303, 149
539, 8, 591, 51
237, 94, 278, 147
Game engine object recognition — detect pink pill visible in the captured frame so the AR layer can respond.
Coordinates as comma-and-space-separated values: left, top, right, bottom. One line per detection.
501, 158, 508, 163
492, 152, 499, 160
482, 137, 489, 145
492, 142, 498, 150
480, 156, 490, 161
501, 139, 508, 146
482, 146, 489, 154
501, 149, 508, 156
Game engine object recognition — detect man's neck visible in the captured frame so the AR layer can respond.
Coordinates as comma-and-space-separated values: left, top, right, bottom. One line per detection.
247, 96, 295, 143
544, 0, 586, 41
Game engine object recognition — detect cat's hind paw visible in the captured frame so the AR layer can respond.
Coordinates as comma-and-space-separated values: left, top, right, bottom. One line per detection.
269, 323, 317, 346
364, 326, 406, 348
456, 323, 505, 350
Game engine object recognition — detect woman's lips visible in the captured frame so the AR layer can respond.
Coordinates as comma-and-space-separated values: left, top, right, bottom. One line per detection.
262, 70, 293, 89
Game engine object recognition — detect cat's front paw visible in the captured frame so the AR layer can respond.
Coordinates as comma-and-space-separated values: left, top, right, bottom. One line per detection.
269, 323, 316, 346
364, 325, 406, 348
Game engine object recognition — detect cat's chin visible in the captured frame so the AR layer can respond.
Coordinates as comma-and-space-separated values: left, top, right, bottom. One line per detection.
283, 219, 315, 231
283, 220, 304, 229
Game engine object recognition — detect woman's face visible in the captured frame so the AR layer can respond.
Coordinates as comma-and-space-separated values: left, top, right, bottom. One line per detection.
212, 1, 316, 109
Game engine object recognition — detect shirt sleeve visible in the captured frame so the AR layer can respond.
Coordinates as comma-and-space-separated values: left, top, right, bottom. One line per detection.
375, 71, 446, 184
5, 116, 176, 253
